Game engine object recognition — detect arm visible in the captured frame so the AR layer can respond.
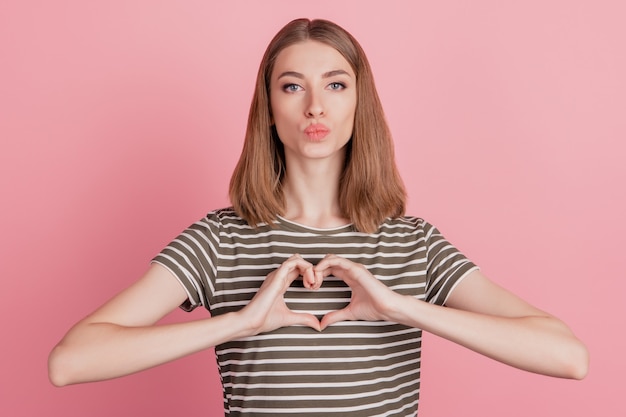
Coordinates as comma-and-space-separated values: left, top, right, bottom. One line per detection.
395, 270, 589, 379
48, 257, 321, 387
48, 263, 246, 386
316, 256, 589, 380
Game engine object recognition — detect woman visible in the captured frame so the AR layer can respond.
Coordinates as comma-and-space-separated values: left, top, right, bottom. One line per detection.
48, 18, 588, 416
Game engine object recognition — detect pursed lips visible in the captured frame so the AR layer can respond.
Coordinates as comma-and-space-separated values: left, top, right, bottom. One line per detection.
304, 123, 330, 141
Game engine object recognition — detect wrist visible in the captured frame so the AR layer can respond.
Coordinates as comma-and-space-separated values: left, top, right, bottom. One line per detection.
382, 292, 424, 325
222, 310, 258, 340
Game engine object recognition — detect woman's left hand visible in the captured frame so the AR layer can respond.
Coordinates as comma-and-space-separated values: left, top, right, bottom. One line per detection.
314, 254, 404, 330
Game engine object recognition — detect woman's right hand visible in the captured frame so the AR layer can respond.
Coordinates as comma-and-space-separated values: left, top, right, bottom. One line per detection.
48, 255, 322, 387
239, 254, 322, 334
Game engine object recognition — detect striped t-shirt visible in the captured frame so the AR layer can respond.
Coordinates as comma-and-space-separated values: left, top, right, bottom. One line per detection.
152, 207, 478, 416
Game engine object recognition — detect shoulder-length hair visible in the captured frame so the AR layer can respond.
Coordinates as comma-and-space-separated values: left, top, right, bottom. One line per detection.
229, 18, 406, 233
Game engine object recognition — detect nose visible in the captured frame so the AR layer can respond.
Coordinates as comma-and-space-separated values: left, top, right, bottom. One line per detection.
305, 90, 324, 118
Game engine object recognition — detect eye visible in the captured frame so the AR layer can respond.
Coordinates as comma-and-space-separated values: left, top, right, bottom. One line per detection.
328, 82, 346, 90
282, 83, 303, 93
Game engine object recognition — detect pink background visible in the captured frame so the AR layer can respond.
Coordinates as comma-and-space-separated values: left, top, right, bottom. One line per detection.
1, 1, 624, 415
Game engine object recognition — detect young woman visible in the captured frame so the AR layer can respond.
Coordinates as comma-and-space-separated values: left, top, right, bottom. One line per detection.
48, 18, 588, 416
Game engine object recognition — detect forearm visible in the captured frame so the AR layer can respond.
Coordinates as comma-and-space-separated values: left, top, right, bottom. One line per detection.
48, 311, 249, 386
389, 295, 589, 379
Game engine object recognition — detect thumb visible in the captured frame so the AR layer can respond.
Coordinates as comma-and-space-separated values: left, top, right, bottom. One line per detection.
286, 312, 321, 332
320, 308, 352, 330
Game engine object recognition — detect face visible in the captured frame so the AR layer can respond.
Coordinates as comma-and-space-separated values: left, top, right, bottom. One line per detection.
269, 40, 357, 164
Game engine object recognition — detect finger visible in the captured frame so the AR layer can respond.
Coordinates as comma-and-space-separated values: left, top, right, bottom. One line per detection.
315, 253, 351, 271
313, 253, 336, 275
300, 266, 314, 289
276, 255, 314, 286
312, 270, 324, 290
314, 254, 357, 284
285, 312, 321, 332
283, 254, 327, 290
300, 266, 325, 290
320, 308, 352, 330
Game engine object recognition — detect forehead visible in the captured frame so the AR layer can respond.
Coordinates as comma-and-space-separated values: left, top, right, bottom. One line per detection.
271, 40, 354, 78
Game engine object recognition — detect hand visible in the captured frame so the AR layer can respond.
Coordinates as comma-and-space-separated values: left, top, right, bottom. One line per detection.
240, 254, 323, 334
314, 254, 403, 330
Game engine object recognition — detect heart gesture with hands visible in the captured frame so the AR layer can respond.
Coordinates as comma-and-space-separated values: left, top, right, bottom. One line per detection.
239, 254, 324, 334
314, 254, 404, 330
241, 253, 404, 336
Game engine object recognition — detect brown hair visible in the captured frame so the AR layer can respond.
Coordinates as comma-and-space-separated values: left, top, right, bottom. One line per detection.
229, 18, 406, 233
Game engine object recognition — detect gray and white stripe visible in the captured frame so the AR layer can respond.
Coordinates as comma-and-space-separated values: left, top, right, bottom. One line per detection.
153, 207, 477, 416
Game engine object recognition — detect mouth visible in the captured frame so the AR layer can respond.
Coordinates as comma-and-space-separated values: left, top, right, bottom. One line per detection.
304, 123, 330, 141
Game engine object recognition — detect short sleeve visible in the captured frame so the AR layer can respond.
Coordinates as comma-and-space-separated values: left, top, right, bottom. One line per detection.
423, 221, 479, 305
151, 212, 222, 312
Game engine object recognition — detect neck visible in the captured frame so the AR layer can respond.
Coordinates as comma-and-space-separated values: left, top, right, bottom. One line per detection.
281, 154, 350, 229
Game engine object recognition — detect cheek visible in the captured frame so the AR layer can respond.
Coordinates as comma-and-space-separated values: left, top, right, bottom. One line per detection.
270, 97, 297, 126
271, 109, 295, 143
344, 106, 357, 138
272, 110, 294, 134
343, 101, 357, 127
341, 93, 357, 119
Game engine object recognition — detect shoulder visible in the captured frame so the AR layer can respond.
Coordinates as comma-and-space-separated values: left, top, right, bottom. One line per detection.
199, 207, 244, 226
367, 216, 434, 248
380, 215, 436, 234
206, 207, 241, 223
202, 207, 272, 236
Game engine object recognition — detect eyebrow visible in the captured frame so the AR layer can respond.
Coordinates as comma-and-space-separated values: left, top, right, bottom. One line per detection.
276, 69, 352, 80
